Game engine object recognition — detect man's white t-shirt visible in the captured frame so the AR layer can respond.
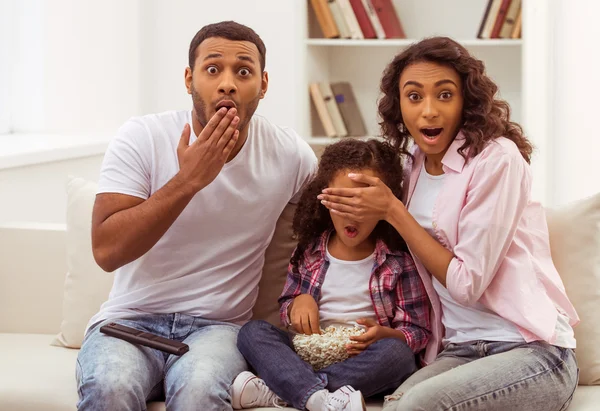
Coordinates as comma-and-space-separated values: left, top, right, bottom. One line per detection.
88, 110, 317, 329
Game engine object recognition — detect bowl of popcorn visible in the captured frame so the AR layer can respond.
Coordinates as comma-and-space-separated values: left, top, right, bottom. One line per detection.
292, 325, 365, 371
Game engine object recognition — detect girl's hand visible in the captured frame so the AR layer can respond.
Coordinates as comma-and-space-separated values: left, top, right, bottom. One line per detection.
318, 173, 401, 222
289, 294, 321, 335
346, 318, 390, 355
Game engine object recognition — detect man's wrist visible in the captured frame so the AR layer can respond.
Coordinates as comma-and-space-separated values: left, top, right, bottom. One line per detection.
171, 172, 203, 198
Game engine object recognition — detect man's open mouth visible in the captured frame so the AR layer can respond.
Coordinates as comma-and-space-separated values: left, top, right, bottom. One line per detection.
215, 100, 237, 111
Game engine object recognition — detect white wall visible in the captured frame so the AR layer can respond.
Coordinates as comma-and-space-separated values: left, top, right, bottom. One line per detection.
0, 155, 103, 225
10, 0, 142, 134
551, 0, 600, 206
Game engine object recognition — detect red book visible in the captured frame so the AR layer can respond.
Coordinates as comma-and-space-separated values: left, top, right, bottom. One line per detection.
490, 0, 512, 38
370, 0, 406, 39
349, 0, 377, 39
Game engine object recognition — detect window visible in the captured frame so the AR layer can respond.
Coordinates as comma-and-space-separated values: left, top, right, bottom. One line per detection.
0, 0, 14, 134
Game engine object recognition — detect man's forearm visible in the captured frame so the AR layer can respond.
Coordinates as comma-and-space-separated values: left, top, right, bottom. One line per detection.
93, 173, 197, 272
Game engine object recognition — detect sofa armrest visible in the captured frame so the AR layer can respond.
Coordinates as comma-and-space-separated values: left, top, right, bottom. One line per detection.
0, 223, 67, 334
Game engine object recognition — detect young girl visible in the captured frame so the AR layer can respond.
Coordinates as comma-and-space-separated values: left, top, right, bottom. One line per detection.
320, 37, 579, 411
230, 139, 431, 411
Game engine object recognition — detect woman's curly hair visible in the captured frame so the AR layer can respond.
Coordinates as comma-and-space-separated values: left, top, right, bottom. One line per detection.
290, 139, 407, 269
378, 36, 533, 163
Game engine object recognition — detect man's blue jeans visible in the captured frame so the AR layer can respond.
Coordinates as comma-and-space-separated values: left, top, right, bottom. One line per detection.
76, 313, 247, 411
237, 320, 417, 410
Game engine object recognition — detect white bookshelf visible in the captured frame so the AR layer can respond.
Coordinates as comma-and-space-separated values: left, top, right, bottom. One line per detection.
301, 0, 526, 146
306, 39, 523, 47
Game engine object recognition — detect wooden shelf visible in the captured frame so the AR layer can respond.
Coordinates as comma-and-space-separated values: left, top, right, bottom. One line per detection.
306, 38, 522, 47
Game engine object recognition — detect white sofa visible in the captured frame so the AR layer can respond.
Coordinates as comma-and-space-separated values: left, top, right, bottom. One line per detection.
1, 179, 599, 410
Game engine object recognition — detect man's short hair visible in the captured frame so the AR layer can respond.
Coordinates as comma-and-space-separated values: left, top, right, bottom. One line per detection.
188, 21, 267, 72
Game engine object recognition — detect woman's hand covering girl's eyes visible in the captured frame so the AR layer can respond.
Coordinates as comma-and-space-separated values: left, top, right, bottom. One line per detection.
317, 173, 398, 222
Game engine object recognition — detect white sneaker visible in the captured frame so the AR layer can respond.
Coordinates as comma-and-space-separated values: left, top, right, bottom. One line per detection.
323, 386, 366, 411
230, 371, 287, 409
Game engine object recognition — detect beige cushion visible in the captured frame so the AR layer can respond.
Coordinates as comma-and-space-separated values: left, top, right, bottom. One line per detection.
569, 386, 600, 411
253, 202, 297, 327
0, 334, 79, 411
53, 177, 297, 348
547, 192, 600, 385
0, 333, 384, 411
52, 178, 114, 348
0, 224, 67, 334
5, 333, 600, 411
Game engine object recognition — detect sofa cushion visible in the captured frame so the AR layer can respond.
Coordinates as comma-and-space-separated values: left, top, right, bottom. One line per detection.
569, 386, 600, 411
53, 177, 297, 348
547, 192, 600, 385
52, 178, 114, 348
253, 202, 297, 327
0, 333, 386, 411
1, 333, 598, 410
0, 334, 79, 411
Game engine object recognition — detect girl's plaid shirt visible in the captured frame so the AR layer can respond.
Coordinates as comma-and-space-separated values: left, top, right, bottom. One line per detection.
278, 230, 432, 354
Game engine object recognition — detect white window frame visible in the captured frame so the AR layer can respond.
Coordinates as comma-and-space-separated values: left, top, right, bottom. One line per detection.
0, 0, 14, 134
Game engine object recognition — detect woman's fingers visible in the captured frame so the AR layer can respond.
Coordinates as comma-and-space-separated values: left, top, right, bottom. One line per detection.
317, 193, 356, 206
347, 173, 380, 186
321, 200, 358, 215
330, 209, 354, 219
322, 187, 361, 196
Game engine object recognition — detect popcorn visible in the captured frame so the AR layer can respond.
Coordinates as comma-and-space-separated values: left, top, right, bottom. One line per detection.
292, 325, 366, 371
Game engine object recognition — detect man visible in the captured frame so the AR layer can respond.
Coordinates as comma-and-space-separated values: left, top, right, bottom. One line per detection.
76, 21, 317, 411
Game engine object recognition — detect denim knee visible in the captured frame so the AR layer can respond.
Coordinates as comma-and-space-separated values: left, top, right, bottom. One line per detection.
389, 383, 443, 411
166, 364, 234, 411
237, 320, 271, 351
375, 338, 417, 373
77, 367, 149, 411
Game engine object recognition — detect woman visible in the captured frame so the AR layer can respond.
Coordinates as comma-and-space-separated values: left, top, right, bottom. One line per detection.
317, 36, 579, 411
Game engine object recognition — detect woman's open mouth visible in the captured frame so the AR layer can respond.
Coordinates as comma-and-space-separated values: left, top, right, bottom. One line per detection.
420, 127, 444, 144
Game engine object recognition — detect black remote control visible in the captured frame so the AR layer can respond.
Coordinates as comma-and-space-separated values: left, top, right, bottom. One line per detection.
100, 322, 189, 356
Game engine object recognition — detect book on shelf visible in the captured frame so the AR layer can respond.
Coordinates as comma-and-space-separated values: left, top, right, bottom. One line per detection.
361, 0, 387, 39
310, 0, 340, 38
499, 0, 521, 38
477, 0, 493, 38
331, 82, 367, 137
337, 0, 364, 39
309, 0, 405, 40
310, 82, 366, 138
478, 0, 521, 39
328, 0, 352, 39
309, 83, 337, 138
478, 0, 503, 39
319, 82, 348, 137
370, 0, 406, 39
348, 0, 377, 39
490, 0, 512, 38
511, 7, 522, 38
